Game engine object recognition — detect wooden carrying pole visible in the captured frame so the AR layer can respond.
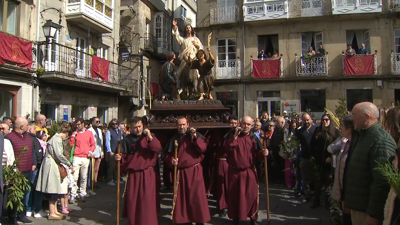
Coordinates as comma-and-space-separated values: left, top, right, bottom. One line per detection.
116, 140, 121, 225
91, 157, 95, 192
172, 140, 179, 225
263, 141, 271, 225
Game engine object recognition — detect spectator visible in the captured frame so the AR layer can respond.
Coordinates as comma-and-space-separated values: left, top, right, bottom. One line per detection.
0, 132, 14, 225
358, 43, 369, 55
84, 120, 91, 130
344, 102, 396, 224
253, 121, 264, 146
26, 123, 47, 218
346, 44, 356, 56
34, 114, 49, 140
309, 113, 340, 209
257, 50, 267, 60
119, 124, 127, 138
0, 123, 11, 136
270, 117, 286, 185
260, 111, 271, 132
295, 113, 317, 203
69, 118, 95, 203
317, 44, 326, 56
2, 117, 13, 131
88, 117, 104, 190
105, 119, 123, 186
5, 117, 37, 224
36, 122, 73, 220
330, 115, 354, 225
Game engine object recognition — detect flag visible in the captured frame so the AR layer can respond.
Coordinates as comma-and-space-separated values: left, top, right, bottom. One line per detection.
0, 31, 33, 69
343, 55, 374, 75
91, 55, 110, 81
252, 59, 281, 78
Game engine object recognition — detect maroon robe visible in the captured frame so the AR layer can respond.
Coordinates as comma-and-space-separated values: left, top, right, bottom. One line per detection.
120, 134, 162, 225
165, 133, 211, 224
225, 133, 264, 221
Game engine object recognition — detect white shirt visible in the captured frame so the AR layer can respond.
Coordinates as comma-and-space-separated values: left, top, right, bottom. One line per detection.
3, 139, 15, 166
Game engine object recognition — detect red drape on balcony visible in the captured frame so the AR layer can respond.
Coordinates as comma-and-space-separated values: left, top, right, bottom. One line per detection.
343, 55, 374, 75
0, 31, 33, 69
252, 59, 280, 79
91, 55, 110, 82
150, 82, 159, 96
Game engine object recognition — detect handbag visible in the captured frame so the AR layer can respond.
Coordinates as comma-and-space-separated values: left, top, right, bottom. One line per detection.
58, 165, 67, 179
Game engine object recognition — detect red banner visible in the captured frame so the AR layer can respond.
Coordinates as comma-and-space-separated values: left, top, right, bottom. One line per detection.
0, 32, 33, 69
344, 55, 374, 76
252, 59, 281, 79
91, 55, 110, 82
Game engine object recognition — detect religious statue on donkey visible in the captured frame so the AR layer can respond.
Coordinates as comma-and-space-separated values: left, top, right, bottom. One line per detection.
171, 19, 215, 100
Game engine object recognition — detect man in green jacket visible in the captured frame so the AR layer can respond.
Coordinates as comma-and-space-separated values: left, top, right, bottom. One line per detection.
344, 102, 396, 225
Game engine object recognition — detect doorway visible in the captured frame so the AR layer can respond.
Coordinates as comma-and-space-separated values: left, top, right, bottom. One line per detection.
257, 91, 281, 118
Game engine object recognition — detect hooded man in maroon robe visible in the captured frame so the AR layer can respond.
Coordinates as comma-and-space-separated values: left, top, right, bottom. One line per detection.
164, 117, 211, 225
115, 117, 162, 225
225, 116, 269, 225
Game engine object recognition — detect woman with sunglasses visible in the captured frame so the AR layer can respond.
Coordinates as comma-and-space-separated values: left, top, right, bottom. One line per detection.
309, 113, 340, 209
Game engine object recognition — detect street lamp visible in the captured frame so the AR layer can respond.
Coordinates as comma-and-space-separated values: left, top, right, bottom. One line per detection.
42, 20, 62, 39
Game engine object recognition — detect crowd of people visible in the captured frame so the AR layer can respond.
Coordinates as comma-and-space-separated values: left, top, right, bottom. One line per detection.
0, 115, 130, 224
0, 101, 399, 225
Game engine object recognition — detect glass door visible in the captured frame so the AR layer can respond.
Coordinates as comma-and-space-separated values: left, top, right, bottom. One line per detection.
257, 97, 281, 118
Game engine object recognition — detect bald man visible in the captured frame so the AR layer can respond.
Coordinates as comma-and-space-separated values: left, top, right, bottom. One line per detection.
344, 102, 396, 225
225, 116, 268, 225
5, 117, 37, 224
35, 114, 49, 140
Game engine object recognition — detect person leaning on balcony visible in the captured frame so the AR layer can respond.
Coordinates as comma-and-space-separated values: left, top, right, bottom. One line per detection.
346, 44, 356, 56
317, 44, 326, 56
307, 46, 316, 57
257, 50, 267, 60
358, 43, 369, 55
271, 50, 280, 59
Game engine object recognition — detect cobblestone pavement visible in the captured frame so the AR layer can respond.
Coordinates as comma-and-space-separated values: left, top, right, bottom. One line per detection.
14, 180, 331, 225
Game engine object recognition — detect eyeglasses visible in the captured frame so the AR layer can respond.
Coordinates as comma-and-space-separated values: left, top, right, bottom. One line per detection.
112, 123, 118, 125
268, 125, 275, 127
95, 121, 100, 123
0, 127, 3, 130
76, 123, 82, 126
323, 119, 330, 122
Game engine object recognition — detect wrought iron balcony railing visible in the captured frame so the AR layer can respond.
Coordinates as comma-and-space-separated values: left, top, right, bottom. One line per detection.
295, 54, 329, 76
210, 5, 240, 25
143, 33, 171, 55
36, 43, 138, 94
216, 58, 241, 79
391, 52, 400, 75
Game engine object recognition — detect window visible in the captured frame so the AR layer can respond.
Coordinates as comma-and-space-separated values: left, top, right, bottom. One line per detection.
257, 35, 278, 58
216, 92, 238, 116
155, 15, 162, 39
300, 90, 326, 112
301, 32, 323, 55
347, 89, 372, 110
0, 0, 19, 35
395, 29, 400, 54
180, 6, 187, 19
218, 0, 236, 7
97, 107, 108, 123
346, 30, 370, 53
76, 37, 87, 75
217, 38, 237, 78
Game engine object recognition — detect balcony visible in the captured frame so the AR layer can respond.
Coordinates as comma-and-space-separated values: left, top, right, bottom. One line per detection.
342, 51, 378, 76
216, 58, 240, 79
289, 0, 331, 17
243, 0, 288, 21
391, 52, 400, 75
36, 43, 138, 95
210, 5, 240, 25
251, 56, 284, 78
389, 0, 400, 11
332, 0, 382, 14
65, 0, 114, 33
143, 33, 172, 55
295, 54, 329, 76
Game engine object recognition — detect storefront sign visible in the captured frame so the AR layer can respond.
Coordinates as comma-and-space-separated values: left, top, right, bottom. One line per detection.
282, 100, 300, 114
63, 108, 69, 121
